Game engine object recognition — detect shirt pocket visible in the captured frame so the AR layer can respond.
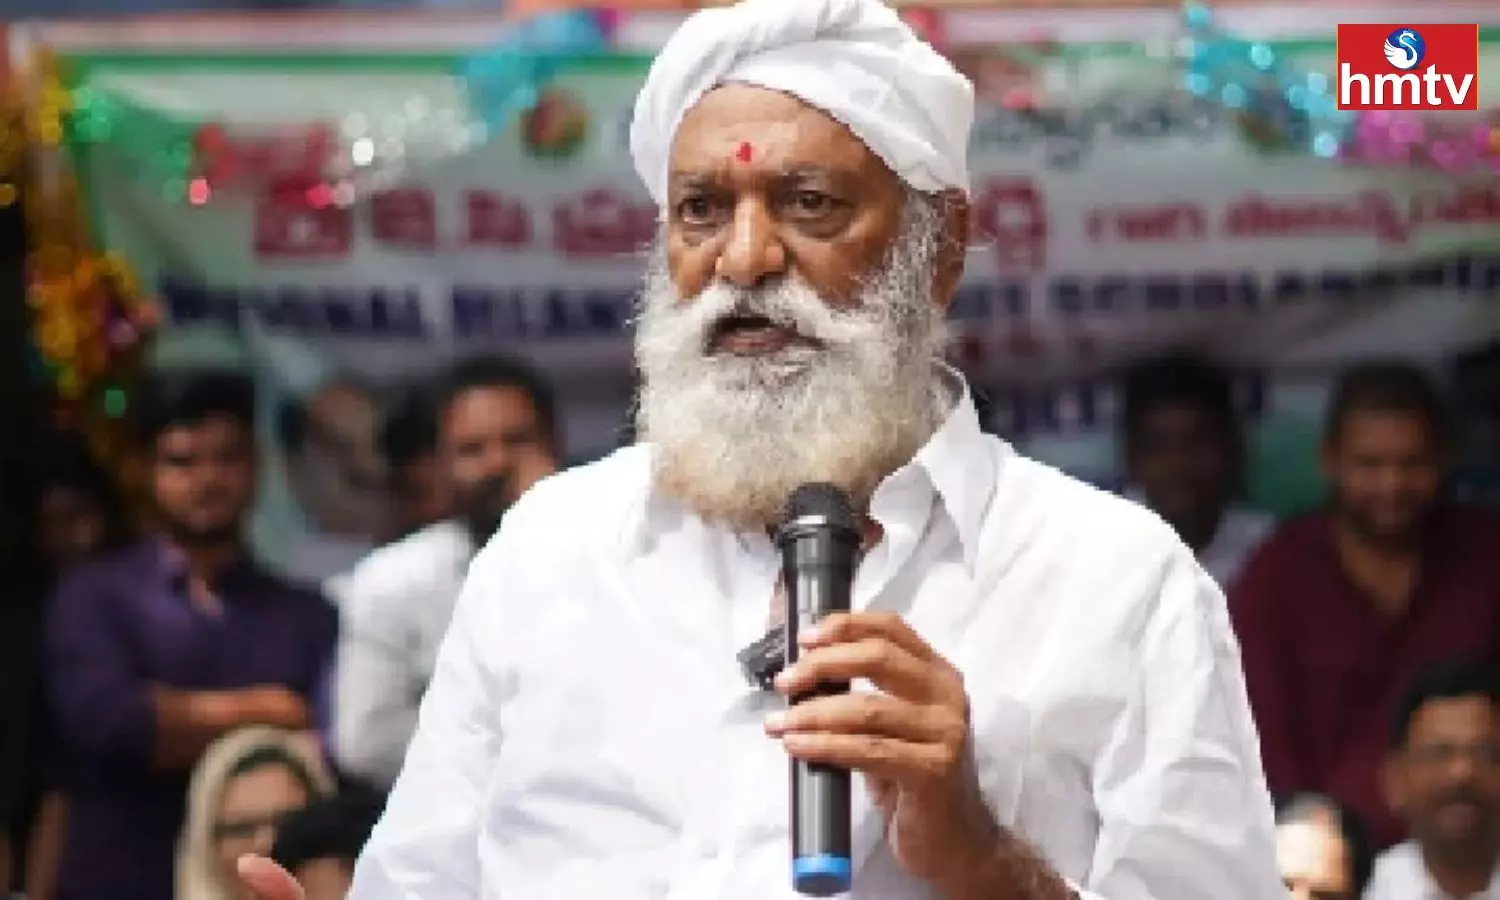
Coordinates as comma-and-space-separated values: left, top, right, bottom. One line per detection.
489, 611, 698, 845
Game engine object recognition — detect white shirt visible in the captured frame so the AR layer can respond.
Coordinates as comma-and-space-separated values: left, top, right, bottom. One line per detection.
1122, 489, 1274, 590
333, 520, 474, 787
350, 382, 1283, 900
1198, 507, 1276, 590
1365, 841, 1500, 900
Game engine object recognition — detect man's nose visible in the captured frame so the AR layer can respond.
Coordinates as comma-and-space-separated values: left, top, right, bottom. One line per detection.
716, 199, 786, 288
1445, 754, 1480, 783
480, 444, 515, 476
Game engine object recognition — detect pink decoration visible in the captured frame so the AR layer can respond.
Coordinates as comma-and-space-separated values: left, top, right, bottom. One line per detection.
108, 320, 137, 347
1344, 110, 1500, 175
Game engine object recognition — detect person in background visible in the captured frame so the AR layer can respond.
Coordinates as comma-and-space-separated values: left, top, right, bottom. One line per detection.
1366, 664, 1500, 899
377, 384, 449, 542
177, 727, 334, 900
273, 376, 386, 582
44, 370, 339, 900
269, 793, 384, 900
1274, 793, 1372, 900
1231, 361, 1500, 849
331, 356, 558, 790
2, 440, 133, 900
1119, 351, 1273, 588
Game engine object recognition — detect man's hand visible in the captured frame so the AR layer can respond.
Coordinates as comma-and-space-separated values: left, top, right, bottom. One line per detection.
766, 611, 998, 886
238, 855, 304, 900
238, 686, 313, 730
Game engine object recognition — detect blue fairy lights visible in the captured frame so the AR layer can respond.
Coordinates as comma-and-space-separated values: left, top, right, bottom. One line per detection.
1180, 2, 1354, 157
460, 9, 611, 142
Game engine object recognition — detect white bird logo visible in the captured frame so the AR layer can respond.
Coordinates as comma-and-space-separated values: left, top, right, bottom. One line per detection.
1383, 29, 1422, 70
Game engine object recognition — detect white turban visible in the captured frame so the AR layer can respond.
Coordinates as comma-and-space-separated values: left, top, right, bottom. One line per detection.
629, 0, 975, 207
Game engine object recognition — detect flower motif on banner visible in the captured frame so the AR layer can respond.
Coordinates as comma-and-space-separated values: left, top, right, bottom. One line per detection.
521, 90, 590, 160
1180, 2, 1354, 158
461, 9, 611, 150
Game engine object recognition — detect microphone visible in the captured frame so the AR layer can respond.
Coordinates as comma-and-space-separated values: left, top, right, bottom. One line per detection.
776, 483, 861, 897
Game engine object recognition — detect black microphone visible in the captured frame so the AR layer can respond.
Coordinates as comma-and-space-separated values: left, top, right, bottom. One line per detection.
776, 483, 861, 897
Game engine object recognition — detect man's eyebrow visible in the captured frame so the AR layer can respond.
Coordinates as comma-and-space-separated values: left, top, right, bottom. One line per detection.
668, 171, 724, 191
776, 164, 845, 181
669, 164, 856, 189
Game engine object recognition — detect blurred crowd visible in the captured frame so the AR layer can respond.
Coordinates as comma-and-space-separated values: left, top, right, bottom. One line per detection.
1, 348, 1498, 900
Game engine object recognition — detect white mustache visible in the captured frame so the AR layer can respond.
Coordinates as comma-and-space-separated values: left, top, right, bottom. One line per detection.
666, 277, 891, 356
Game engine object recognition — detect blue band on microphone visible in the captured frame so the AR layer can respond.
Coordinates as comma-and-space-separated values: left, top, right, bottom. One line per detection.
792, 853, 852, 896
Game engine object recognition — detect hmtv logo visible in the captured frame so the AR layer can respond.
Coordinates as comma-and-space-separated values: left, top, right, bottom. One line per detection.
1336, 24, 1479, 110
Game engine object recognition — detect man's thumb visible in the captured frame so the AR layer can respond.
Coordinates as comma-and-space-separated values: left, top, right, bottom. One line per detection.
237, 854, 304, 900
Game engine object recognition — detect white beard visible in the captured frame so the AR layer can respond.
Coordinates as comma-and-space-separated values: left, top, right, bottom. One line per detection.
633, 193, 951, 529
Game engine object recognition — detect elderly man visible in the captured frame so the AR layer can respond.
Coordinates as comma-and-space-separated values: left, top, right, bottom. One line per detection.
239, 0, 1281, 897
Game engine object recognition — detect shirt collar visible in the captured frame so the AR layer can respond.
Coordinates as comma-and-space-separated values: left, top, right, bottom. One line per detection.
1373, 841, 1500, 900
626, 365, 997, 569
152, 536, 259, 592
909, 367, 996, 569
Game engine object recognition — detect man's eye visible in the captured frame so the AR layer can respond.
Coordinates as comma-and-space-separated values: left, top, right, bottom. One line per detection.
790, 191, 832, 215
676, 196, 717, 224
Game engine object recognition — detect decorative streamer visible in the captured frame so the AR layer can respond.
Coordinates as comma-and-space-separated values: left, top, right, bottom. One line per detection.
1180, 2, 1354, 157
60, 9, 614, 208
1182, 2, 1500, 172
25, 51, 158, 487
67, 79, 480, 208
460, 9, 611, 142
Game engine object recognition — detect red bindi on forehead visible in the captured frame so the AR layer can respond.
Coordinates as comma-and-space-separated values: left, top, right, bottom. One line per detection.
735, 141, 753, 162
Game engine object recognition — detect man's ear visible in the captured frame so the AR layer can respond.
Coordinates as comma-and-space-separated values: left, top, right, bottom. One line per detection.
930, 188, 970, 311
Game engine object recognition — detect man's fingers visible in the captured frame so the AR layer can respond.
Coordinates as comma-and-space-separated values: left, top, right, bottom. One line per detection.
798, 612, 937, 661
765, 692, 954, 745
237, 855, 304, 900
779, 732, 958, 784
775, 637, 934, 701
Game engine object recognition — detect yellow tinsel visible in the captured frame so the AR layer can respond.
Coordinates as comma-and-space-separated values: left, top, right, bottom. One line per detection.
0, 82, 22, 205
20, 50, 157, 495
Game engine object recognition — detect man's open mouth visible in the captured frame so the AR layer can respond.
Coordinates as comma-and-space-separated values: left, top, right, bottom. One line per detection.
709, 314, 815, 355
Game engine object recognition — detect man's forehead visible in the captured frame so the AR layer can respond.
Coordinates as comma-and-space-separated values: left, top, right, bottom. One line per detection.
1411, 696, 1499, 738
668, 158, 863, 192
669, 83, 880, 179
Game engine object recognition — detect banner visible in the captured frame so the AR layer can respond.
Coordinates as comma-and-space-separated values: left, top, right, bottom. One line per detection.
61, 31, 1500, 582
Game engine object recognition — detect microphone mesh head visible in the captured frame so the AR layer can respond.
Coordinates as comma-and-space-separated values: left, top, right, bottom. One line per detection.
781, 483, 859, 533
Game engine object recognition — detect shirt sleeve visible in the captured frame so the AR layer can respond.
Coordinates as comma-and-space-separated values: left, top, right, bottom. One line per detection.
1226, 538, 1309, 797
347, 527, 520, 899
332, 574, 422, 788
44, 571, 155, 766
1077, 546, 1284, 899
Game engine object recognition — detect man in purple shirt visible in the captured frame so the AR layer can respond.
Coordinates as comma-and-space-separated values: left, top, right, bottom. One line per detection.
45, 370, 338, 900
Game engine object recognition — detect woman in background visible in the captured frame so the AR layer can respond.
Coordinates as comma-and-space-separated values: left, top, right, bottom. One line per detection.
1274, 793, 1373, 900
176, 727, 333, 900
